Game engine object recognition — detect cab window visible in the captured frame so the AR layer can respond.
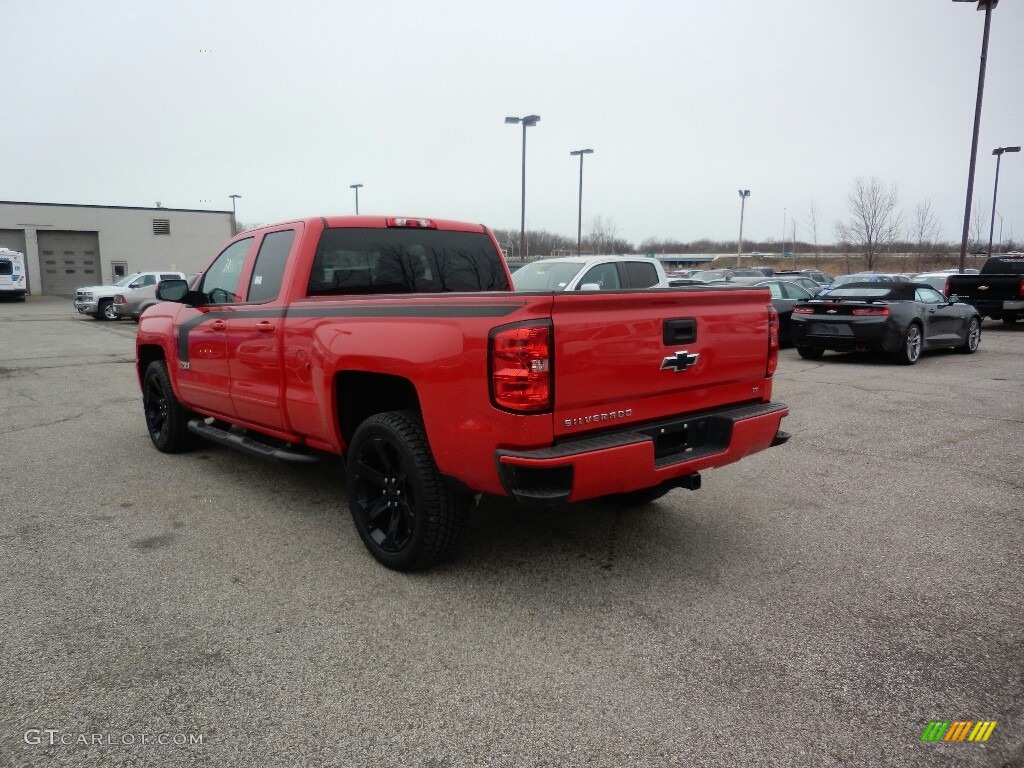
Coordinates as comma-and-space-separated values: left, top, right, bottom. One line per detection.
200, 238, 253, 304
577, 263, 621, 290
246, 230, 294, 303
915, 287, 944, 304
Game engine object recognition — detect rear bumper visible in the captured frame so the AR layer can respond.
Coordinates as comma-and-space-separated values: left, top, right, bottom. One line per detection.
495, 401, 789, 504
959, 298, 1024, 318
791, 318, 901, 353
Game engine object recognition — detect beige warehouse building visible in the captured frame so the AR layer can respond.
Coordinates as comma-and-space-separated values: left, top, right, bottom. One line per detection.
0, 201, 235, 295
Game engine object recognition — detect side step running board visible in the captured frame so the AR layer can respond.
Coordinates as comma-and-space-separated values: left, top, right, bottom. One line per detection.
188, 420, 321, 466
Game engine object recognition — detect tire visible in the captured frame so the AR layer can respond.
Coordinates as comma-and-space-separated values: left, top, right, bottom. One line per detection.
797, 346, 825, 360
143, 360, 198, 453
99, 299, 117, 321
346, 410, 470, 571
897, 323, 922, 365
960, 317, 981, 354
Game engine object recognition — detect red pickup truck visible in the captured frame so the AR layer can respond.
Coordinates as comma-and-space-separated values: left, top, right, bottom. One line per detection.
137, 216, 789, 570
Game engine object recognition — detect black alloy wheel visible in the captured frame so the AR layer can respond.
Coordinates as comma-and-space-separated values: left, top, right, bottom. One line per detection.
897, 323, 922, 365
960, 317, 981, 353
347, 411, 468, 571
143, 361, 197, 452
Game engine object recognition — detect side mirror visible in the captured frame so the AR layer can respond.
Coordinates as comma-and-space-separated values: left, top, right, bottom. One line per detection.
156, 279, 189, 302
579, 283, 602, 291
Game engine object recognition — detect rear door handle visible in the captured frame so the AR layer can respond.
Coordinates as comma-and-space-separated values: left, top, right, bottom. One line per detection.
256, 321, 276, 333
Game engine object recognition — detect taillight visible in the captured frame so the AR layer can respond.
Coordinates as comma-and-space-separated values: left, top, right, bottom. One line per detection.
114, 294, 125, 305
767, 306, 779, 377
386, 217, 437, 229
1018, 278, 1024, 298
851, 307, 889, 316
792, 306, 815, 314
490, 322, 552, 413
944, 278, 953, 296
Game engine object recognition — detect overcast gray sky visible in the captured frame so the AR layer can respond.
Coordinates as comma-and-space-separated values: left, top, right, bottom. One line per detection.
3, 0, 1023, 249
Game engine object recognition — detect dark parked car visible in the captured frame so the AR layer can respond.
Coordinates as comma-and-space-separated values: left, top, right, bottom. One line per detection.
715, 277, 814, 344
946, 253, 1024, 323
769, 274, 824, 296
775, 269, 831, 288
790, 282, 982, 365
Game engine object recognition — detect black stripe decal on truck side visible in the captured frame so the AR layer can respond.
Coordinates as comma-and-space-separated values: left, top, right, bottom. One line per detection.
176, 304, 522, 363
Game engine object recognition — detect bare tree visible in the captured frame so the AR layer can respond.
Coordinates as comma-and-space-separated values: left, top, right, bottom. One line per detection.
586, 216, 631, 254
834, 177, 904, 271
802, 199, 820, 264
969, 204, 988, 255
910, 199, 942, 270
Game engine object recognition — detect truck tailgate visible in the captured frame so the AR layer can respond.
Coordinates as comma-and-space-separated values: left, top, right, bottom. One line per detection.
550, 288, 772, 438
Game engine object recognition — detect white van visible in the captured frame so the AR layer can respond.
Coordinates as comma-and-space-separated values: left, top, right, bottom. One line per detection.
0, 248, 28, 299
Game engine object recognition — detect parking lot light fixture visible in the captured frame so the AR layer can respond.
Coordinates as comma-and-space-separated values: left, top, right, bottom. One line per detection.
505, 115, 540, 261
569, 149, 594, 256
229, 194, 241, 235
953, 0, 999, 273
988, 146, 1020, 256
736, 190, 750, 267
350, 184, 363, 215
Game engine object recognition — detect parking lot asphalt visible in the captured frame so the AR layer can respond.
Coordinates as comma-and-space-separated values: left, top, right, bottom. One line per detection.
1, 296, 1021, 768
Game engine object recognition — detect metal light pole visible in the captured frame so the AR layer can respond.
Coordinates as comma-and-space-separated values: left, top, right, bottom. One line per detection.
570, 148, 593, 256
350, 184, 363, 215
782, 207, 787, 256
988, 146, 1020, 255
736, 190, 751, 267
953, 0, 999, 273
229, 194, 241, 235
505, 115, 540, 261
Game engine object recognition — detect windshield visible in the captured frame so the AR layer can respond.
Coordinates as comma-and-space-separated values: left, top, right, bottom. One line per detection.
832, 274, 883, 288
690, 270, 731, 283
824, 287, 900, 300
114, 273, 142, 287
512, 261, 585, 290
981, 255, 1024, 275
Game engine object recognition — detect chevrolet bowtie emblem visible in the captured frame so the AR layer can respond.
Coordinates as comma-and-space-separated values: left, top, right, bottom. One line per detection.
661, 351, 699, 372
827, 309, 838, 314
978, 285, 989, 291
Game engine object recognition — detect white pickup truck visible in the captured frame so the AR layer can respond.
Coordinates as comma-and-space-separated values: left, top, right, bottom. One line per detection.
511, 255, 673, 291
75, 271, 185, 320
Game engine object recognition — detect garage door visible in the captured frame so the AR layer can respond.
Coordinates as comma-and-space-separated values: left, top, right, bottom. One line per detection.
36, 231, 101, 295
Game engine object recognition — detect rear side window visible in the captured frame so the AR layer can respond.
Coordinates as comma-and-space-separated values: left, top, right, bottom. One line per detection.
307, 228, 509, 296
247, 230, 295, 303
624, 261, 659, 288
